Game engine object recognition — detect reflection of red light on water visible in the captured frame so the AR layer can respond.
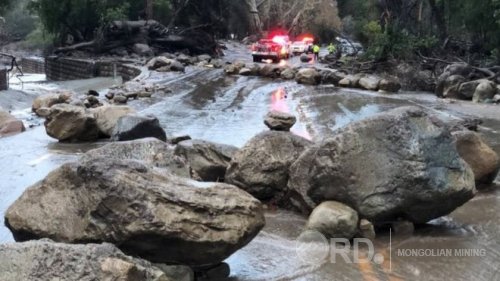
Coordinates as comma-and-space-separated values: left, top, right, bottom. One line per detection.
270, 87, 312, 140
271, 87, 288, 112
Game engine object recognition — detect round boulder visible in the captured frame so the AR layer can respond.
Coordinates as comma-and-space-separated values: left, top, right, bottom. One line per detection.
0, 110, 25, 136
379, 78, 401, 93
306, 201, 359, 239
111, 114, 167, 142
92, 106, 136, 137
295, 68, 321, 85
226, 131, 312, 202
264, 110, 297, 131
473, 80, 497, 103
453, 130, 500, 184
44, 104, 100, 142
289, 106, 476, 224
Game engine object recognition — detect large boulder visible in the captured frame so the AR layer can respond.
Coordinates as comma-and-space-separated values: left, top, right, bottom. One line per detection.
338, 74, 363, 88
81, 138, 191, 178
264, 110, 297, 131
280, 67, 296, 80
319, 69, 347, 85
306, 201, 359, 239
226, 131, 312, 202
379, 78, 401, 93
473, 80, 497, 103
458, 79, 487, 99
288, 106, 476, 224
436, 63, 473, 97
0, 240, 186, 281
0, 110, 25, 136
453, 131, 500, 184
258, 64, 286, 78
92, 106, 136, 137
174, 140, 238, 182
44, 104, 100, 142
146, 57, 184, 72
300, 54, 313, 63
32, 92, 73, 114
5, 157, 265, 266
133, 43, 154, 57
111, 115, 167, 142
442, 75, 467, 99
295, 68, 321, 85
359, 75, 381, 91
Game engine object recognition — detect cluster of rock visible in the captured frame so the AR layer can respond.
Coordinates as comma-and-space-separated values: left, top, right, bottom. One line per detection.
106, 80, 172, 105
4, 137, 266, 280
226, 107, 498, 240
436, 63, 500, 103
0, 109, 25, 137
223, 61, 401, 92
146, 54, 223, 73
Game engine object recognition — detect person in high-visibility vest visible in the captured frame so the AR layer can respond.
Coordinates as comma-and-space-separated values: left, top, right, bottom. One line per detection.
327, 43, 336, 54
313, 44, 320, 61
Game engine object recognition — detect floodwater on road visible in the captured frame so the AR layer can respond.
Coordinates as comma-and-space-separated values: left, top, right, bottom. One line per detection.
0, 63, 500, 280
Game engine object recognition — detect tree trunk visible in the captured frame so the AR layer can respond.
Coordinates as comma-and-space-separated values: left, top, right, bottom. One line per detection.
144, 0, 154, 20
245, 0, 262, 35
428, 0, 447, 41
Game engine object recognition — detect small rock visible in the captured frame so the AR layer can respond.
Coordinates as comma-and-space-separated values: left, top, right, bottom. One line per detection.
133, 43, 153, 57
239, 68, 252, 76
280, 68, 296, 80
300, 54, 312, 63
306, 201, 359, 239
112, 114, 167, 142
0, 110, 25, 136
138, 91, 153, 98
87, 90, 99, 97
494, 94, 500, 104
170, 135, 192, 145
113, 95, 128, 104
125, 92, 139, 100
198, 54, 212, 62
264, 110, 297, 131
170, 60, 186, 72
359, 75, 381, 91
105, 91, 115, 100
379, 78, 401, 93
86, 95, 100, 106
295, 68, 321, 85
358, 219, 376, 240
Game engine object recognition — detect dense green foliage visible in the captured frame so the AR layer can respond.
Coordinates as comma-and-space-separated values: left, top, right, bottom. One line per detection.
338, 0, 500, 61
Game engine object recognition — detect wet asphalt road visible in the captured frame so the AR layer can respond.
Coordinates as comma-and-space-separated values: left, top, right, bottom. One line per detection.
0, 46, 500, 280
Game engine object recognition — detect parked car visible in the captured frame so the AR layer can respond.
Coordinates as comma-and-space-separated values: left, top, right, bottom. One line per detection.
251, 35, 291, 63
336, 37, 364, 56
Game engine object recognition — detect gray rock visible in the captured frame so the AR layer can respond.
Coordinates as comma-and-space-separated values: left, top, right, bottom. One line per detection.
174, 139, 238, 182
280, 67, 296, 80
44, 104, 100, 142
379, 78, 401, 93
113, 95, 128, 104
32, 92, 73, 114
453, 131, 500, 184
295, 68, 321, 85
226, 131, 312, 202
264, 110, 297, 131
92, 105, 136, 137
0, 240, 177, 281
300, 54, 312, 63
473, 80, 497, 103
5, 157, 265, 266
458, 79, 488, 99
306, 201, 359, 239
391, 221, 415, 235
288, 106, 476, 224
358, 219, 376, 240
81, 138, 190, 178
112, 114, 167, 142
436, 63, 473, 97
0, 110, 25, 136
258, 64, 286, 78
494, 94, 500, 104
197, 54, 212, 62
442, 75, 467, 99
133, 43, 153, 57
319, 69, 347, 85
338, 74, 363, 88
239, 68, 252, 76
359, 75, 381, 91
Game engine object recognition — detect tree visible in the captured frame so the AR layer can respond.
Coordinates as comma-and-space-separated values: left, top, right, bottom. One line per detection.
0, 0, 12, 15
245, 0, 262, 34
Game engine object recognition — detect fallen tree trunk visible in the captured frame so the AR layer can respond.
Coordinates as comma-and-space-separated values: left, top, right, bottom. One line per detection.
55, 20, 218, 56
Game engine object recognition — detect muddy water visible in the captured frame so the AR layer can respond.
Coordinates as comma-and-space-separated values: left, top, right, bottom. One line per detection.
1, 66, 500, 280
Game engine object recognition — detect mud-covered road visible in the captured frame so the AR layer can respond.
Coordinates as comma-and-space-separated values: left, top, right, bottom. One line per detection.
1, 47, 499, 280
